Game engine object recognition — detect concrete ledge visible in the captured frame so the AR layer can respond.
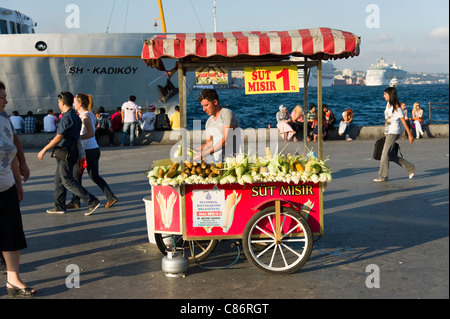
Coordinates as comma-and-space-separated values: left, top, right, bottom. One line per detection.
17, 124, 449, 149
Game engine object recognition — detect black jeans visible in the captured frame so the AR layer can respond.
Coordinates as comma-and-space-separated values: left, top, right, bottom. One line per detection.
54, 157, 99, 211
71, 148, 115, 205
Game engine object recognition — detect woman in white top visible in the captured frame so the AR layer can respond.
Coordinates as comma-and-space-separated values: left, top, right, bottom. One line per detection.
67, 93, 118, 209
374, 87, 415, 182
411, 102, 424, 138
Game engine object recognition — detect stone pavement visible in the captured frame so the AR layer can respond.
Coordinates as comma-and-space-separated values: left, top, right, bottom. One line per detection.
1, 137, 448, 301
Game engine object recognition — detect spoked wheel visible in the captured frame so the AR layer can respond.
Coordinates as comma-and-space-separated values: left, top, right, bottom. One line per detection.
154, 233, 218, 263
243, 206, 313, 275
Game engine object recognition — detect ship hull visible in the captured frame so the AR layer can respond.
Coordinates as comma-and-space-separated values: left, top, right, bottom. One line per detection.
0, 33, 180, 114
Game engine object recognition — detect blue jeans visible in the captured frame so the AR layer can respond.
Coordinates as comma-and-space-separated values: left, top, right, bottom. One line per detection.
343, 123, 352, 140
54, 157, 99, 211
121, 122, 136, 146
71, 148, 115, 205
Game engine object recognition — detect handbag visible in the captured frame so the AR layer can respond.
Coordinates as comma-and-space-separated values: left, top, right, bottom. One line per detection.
51, 146, 69, 162
373, 137, 402, 160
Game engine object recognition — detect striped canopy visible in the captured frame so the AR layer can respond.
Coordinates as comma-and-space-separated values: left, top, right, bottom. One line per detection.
142, 28, 360, 67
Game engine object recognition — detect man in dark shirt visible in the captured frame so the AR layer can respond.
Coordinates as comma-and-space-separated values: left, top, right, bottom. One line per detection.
38, 92, 100, 216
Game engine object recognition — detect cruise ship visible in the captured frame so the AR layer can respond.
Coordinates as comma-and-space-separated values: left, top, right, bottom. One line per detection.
0, 7, 179, 115
365, 58, 407, 86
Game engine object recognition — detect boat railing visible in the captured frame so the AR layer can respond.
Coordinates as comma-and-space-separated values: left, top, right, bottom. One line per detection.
428, 102, 449, 124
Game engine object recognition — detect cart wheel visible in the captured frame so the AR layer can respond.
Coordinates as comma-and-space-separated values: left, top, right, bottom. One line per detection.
154, 234, 218, 263
243, 206, 313, 275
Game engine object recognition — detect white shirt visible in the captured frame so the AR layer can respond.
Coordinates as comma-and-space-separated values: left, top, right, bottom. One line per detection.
43, 114, 58, 132
10, 115, 24, 131
79, 111, 99, 150
0, 116, 17, 191
205, 108, 240, 162
384, 102, 404, 135
121, 101, 138, 123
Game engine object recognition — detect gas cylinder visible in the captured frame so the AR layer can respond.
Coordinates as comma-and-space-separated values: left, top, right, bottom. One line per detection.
161, 248, 189, 278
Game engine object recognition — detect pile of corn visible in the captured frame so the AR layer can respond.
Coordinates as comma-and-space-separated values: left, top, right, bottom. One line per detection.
147, 148, 332, 186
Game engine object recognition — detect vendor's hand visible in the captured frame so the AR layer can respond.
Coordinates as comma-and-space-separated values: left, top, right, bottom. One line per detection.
193, 152, 202, 162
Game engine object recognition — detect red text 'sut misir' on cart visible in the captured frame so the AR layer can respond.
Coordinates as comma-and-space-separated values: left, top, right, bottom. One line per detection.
142, 28, 360, 275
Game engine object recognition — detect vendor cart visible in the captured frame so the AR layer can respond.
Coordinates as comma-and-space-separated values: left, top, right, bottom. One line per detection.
142, 28, 360, 274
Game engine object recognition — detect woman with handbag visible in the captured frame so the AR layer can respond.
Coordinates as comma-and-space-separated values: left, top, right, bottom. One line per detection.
374, 87, 415, 182
67, 93, 118, 210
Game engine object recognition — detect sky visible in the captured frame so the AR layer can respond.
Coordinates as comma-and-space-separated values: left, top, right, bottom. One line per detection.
2, 0, 449, 73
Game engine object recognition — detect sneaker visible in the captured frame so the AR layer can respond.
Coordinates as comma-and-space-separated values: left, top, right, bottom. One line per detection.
105, 197, 118, 208
85, 202, 101, 216
46, 208, 66, 214
66, 202, 80, 209
373, 177, 388, 182
409, 169, 416, 179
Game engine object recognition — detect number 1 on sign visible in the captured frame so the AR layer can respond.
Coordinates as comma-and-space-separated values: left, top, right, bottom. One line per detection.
276, 68, 290, 91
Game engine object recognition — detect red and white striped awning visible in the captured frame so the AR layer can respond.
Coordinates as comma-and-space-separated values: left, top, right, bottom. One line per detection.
142, 28, 360, 67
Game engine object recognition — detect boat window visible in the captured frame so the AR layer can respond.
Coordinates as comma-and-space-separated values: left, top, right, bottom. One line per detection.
9, 21, 15, 33
16, 23, 21, 34
0, 20, 7, 34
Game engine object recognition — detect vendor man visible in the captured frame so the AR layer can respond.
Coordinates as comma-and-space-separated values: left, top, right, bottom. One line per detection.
195, 89, 240, 163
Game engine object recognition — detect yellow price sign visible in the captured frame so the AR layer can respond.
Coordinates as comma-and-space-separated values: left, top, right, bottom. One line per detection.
244, 65, 299, 95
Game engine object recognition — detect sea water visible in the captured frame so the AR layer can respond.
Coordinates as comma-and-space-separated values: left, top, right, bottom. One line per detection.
185, 84, 449, 129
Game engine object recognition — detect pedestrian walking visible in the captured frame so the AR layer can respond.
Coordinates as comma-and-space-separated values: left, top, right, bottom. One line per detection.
373, 87, 415, 182
67, 93, 118, 209
37, 92, 101, 215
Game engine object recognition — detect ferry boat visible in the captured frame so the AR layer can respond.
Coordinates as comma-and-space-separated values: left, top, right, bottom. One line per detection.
365, 58, 407, 86
389, 77, 399, 87
0, 7, 179, 115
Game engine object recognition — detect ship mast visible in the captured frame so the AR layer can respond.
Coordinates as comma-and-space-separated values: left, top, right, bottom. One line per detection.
157, 0, 167, 33
213, 0, 216, 32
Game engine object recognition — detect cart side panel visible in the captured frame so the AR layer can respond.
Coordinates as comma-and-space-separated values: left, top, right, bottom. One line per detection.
152, 185, 183, 234
184, 182, 321, 239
